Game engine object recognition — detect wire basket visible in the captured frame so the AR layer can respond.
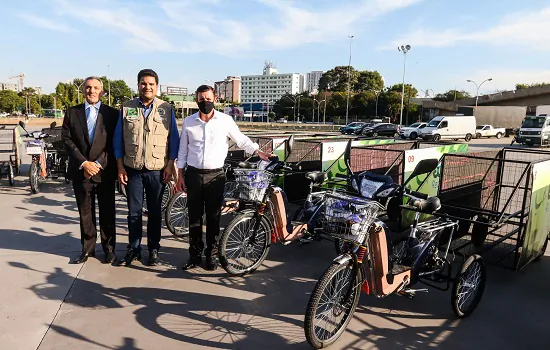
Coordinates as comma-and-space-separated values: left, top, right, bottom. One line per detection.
322, 192, 380, 244
232, 168, 275, 203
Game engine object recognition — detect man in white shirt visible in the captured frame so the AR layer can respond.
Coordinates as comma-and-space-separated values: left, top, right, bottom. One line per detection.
176, 85, 271, 270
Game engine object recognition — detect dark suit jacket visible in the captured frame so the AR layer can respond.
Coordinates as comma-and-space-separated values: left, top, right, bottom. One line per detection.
62, 103, 118, 183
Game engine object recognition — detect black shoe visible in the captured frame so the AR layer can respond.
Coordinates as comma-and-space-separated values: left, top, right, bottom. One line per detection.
118, 248, 141, 266
148, 249, 160, 266
104, 252, 116, 264
182, 257, 202, 270
205, 254, 218, 271
73, 251, 95, 264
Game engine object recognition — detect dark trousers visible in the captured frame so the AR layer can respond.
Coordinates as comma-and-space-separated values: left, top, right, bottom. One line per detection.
185, 167, 226, 259
125, 167, 165, 253
73, 178, 116, 254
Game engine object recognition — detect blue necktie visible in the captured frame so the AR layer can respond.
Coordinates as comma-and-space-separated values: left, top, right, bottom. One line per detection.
87, 106, 98, 142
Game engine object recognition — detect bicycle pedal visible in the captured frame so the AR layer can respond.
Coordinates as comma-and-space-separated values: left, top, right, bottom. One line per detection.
403, 288, 428, 293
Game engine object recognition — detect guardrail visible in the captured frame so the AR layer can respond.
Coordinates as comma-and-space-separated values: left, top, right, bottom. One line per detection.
236, 122, 342, 132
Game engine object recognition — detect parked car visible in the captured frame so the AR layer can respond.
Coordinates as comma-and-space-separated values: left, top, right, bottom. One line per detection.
419, 115, 476, 142
0, 112, 9, 118
475, 124, 505, 139
340, 122, 366, 134
399, 122, 427, 140
361, 123, 400, 138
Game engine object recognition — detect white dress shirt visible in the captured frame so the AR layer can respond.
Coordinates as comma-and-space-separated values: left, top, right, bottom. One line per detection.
177, 110, 259, 170
79, 101, 102, 170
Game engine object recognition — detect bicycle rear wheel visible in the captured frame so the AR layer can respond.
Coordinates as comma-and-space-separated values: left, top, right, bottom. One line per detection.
8, 162, 14, 186
165, 191, 189, 238
304, 261, 363, 349
451, 254, 486, 318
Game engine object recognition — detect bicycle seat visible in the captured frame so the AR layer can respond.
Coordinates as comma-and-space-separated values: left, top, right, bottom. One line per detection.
305, 171, 327, 184
238, 161, 257, 169
412, 196, 441, 214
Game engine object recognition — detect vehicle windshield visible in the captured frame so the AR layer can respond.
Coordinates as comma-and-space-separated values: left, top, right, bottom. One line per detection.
476, 126, 484, 130
409, 123, 421, 128
427, 119, 441, 127
347, 122, 364, 127
522, 117, 547, 128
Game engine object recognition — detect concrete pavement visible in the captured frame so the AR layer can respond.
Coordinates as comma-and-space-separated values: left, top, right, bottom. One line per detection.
1, 137, 549, 349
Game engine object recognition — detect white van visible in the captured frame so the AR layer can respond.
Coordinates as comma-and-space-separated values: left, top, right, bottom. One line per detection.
419, 116, 476, 142
519, 115, 550, 146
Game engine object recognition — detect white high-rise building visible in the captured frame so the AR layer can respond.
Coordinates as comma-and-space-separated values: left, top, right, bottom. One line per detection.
299, 74, 307, 93
306, 71, 324, 93
241, 62, 301, 104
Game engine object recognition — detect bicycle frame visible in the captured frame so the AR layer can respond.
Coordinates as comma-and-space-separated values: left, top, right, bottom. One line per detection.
269, 186, 326, 243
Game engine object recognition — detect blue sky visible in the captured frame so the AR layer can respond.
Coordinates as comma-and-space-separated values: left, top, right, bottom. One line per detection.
3, 0, 550, 97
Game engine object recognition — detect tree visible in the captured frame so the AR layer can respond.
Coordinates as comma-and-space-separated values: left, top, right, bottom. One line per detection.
433, 89, 471, 102
354, 70, 384, 93
0, 90, 24, 113
98, 77, 134, 106
516, 82, 550, 90
318, 66, 359, 92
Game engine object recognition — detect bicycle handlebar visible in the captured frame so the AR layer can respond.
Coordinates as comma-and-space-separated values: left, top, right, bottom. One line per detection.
404, 188, 429, 200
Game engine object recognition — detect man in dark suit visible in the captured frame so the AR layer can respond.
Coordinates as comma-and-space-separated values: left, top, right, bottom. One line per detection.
62, 76, 119, 264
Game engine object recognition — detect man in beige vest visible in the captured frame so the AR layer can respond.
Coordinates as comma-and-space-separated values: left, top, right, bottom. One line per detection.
113, 69, 179, 266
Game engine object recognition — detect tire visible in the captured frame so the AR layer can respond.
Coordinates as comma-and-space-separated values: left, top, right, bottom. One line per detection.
410, 132, 418, 140
165, 191, 189, 238
29, 161, 40, 194
304, 262, 363, 349
476, 133, 482, 139
161, 182, 174, 212
496, 132, 502, 139
465, 134, 473, 142
218, 211, 272, 276
534, 234, 548, 261
451, 254, 486, 318
433, 134, 441, 142
372, 132, 378, 137
8, 162, 14, 186
334, 238, 346, 255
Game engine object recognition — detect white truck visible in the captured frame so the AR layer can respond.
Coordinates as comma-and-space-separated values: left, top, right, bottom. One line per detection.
475, 125, 506, 139
419, 115, 477, 142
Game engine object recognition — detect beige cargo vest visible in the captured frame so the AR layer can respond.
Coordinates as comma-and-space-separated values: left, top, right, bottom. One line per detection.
121, 97, 173, 170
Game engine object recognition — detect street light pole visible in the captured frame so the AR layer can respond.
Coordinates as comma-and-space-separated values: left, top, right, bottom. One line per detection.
35, 86, 42, 113
345, 35, 354, 126
319, 100, 326, 124
466, 78, 493, 107
398, 45, 411, 126
370, 89, 381, 118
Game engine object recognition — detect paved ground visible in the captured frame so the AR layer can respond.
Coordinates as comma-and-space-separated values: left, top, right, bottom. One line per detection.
1, 135, 549, 350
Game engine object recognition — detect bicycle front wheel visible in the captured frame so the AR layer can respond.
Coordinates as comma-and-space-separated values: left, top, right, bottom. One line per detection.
29, 161, 41, 194
165, 191, 189, 238
304, 261, 363, 349
218, 211, 271, 276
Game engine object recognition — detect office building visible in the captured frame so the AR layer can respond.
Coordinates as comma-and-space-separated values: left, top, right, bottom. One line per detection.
241, 61, 301, 104
215, 76, 241, 103
0, 83, 18, 92
306, 71, 324, 93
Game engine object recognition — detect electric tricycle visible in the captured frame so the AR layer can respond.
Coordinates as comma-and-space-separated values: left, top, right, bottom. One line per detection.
303, 159, 486, 349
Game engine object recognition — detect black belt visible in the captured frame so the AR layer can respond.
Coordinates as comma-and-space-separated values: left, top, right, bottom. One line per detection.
187, 166, 223, 174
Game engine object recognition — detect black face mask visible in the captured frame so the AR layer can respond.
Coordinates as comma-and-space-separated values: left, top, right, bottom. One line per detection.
198, 100, 214, 114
